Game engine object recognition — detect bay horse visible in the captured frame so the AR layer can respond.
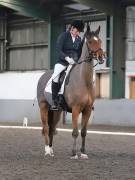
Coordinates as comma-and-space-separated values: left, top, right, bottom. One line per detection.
37, 25, 104, 159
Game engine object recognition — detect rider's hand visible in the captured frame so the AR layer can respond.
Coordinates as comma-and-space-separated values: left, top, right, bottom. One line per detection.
65, 57, 75, 64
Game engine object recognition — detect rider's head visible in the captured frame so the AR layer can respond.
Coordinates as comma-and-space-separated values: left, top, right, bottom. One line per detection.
70, 20, 84, 37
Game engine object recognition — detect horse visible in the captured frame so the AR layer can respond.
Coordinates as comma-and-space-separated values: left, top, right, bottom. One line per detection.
37, 25, 105, 159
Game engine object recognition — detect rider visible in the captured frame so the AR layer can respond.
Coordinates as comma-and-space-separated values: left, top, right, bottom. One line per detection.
51, 20, 84, 110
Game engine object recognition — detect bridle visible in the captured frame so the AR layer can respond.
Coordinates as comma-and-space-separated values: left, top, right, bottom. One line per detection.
76, 38, 105, 67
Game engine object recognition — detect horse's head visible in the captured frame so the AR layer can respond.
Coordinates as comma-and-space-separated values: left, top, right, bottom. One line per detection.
84, 25, 105, 64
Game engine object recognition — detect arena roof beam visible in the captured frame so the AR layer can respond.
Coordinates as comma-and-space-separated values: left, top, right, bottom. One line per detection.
73, 0, 115, 15
121, 0, 135, 6
64, 3, 90, 11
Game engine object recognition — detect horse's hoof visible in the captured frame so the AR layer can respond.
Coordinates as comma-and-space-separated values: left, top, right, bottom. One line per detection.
45, 153, 54, 157
70, 154, 78, 159
45, 152, 50, 156
50, 153, 54, 157
44, 145, 54, 157
44, 151, 54, 157
50, 147, 54, 157
80, 153, 88, 159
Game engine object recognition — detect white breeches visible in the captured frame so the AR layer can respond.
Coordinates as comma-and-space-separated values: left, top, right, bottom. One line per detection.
52, 63, 67, 83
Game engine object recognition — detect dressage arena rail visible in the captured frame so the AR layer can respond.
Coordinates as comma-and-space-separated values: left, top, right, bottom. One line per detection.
1, 125, 135, 136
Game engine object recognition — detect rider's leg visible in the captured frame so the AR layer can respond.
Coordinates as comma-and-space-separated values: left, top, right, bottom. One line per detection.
51, 63, 66, 110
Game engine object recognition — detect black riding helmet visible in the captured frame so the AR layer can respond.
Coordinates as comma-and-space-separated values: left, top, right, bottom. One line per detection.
71, 20, 84, 32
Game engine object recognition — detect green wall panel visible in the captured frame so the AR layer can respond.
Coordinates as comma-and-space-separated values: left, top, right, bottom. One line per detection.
109, 8, 126, 98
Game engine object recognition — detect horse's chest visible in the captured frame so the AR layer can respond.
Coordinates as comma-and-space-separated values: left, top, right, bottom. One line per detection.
66, 91, 93, 107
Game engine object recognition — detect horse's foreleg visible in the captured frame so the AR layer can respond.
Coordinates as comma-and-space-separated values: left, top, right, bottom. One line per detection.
80, 106, 92, 159
71, 106, 80, 159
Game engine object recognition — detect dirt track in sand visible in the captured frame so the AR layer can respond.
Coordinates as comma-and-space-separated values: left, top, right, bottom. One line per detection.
0, 127, 135, 180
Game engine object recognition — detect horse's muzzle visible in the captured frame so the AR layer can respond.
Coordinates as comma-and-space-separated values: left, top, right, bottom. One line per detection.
96, 50, 106, 64
99, 59, 104, 64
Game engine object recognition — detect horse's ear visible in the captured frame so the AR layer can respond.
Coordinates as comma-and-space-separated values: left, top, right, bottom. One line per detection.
95, 25, 100, 36
86, 24, 90, 32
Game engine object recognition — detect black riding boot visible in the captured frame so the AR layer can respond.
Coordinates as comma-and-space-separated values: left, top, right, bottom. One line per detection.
51, 81, 59, 110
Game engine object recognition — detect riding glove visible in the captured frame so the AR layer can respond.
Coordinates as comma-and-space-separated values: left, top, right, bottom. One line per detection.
65, 57, 75, 64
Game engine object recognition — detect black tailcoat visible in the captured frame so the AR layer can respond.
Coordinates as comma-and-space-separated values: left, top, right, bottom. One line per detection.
56, 31, 82, 66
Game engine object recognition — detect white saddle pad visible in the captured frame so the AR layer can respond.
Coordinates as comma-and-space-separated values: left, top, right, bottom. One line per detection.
44, 65, 73, 95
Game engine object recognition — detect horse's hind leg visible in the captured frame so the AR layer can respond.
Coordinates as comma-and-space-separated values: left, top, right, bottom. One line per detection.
80, 106, 92, 159
48, 111, 62, 157
48, 111, 62, 147
39, 100, 51, 156
71, 106, 80, 159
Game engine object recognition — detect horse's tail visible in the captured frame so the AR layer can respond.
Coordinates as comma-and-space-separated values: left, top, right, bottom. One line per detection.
42, 110, 53, 136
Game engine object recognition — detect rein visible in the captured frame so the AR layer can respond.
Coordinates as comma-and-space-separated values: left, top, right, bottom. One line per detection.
76, 58, 99, 67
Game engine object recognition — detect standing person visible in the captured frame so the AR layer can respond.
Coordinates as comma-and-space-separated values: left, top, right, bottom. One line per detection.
51, 20, 84, 110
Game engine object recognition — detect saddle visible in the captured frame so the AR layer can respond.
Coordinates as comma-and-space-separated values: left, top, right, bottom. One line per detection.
59, 68, 70, 88
44, 64, 75, 111
56, 65, 75, 110
59, 70, 66, 87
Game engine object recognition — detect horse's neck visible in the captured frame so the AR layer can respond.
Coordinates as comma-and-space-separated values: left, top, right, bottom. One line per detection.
78, 42, 93, 85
